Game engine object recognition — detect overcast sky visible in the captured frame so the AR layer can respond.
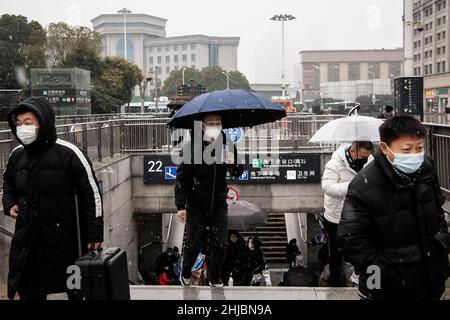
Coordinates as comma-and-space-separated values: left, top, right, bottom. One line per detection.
1, 0, 404, 85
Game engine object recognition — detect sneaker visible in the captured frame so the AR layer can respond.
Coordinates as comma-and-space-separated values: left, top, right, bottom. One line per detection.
209, 279, 224, 288
180, 274, 191, 287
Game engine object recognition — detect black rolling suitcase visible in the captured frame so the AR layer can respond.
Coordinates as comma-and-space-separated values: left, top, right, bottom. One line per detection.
75, 247, 130, 300
73, 195, 130, 300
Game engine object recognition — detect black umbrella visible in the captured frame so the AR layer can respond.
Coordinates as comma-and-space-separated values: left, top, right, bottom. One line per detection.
227, 200, 267, 231
167, 89, 286, 129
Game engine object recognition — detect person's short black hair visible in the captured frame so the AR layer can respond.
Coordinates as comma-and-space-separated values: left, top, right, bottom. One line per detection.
385, 105, 394, 112
379, 115, 427, 146
352, 141, 374, 151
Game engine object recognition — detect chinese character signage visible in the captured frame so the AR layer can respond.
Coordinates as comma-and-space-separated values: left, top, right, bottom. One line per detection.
394, 77, 424, 118
144, 154, 321, 185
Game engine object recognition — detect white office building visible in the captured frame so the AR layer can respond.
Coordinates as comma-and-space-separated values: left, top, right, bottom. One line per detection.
91, 13, 239, 99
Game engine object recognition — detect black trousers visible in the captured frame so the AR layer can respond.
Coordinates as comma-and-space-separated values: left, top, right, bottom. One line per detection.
323, 218, 343, 286
182, 205, 228, 282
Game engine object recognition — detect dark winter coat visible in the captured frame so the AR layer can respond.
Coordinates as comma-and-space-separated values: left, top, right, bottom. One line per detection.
3, 97, 103, 299
175, 132, 244, 211
286, 242, 300, 263
337, 149, 450, 300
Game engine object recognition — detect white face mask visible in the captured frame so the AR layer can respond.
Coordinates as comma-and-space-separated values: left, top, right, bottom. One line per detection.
16, 125, 38, 145
383, 143, 425, 174
203, 125, 222, 142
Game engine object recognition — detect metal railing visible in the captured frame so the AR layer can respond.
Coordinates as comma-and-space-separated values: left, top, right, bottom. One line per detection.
0, 224, 13, 238
424, 123, 450, 198
0, 115, 448, 200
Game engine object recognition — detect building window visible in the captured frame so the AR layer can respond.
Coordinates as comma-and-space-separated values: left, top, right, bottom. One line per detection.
328, 64, 340, 82
430, 36, 433, 42
425, 37, 429, 45
173, 46, 178, 51
191, 54, 196, 62
443, 16, 447, 24
174, 55, 178, 63
414, 54, 418, 62
165, 56, 170, 63
425, 51, 429, 59
438, 47, 441, 55
418, 66, 421, 75
182, 45, 187, 51
191, 44, 196, 50
414, 67, 417, 76
165, 47, 169, 52
425, 65, 428, 75
182, 54, 187, 62
443, 61, 446, 72
157, 56, 162, 64
437, 62, 441, 73
389, 62, 401, 78
157, 47, 162, 52
430, 50, 433, 57
348, 63, 360, 81
438, 32, 442, 41
438, 18, 442, 26
443, 46, 446, 54
430, 64, 433, 74
443, 31, 446, 39
149, 57, 154, 64
368, 63, 380, 79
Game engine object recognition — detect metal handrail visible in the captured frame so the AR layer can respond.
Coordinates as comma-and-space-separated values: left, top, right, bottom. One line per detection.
0, 224, 13, 238
161, 214, 174, 245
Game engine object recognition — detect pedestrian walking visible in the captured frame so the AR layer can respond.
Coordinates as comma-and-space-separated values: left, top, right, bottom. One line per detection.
3, 97, 103, 300
175, 113, 244, 288
377, 105, 394, 119
322, 141, 374, 286
338, 115, 450, 300
286, 239, 301, 269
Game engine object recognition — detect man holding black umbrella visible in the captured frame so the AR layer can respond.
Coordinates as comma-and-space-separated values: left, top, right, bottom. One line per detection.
175, 113, 244, 287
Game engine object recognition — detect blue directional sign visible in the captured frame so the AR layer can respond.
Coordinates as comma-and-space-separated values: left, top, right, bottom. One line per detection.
239, 170, 249, 181
165, 166, 177, 180
224, 128, 243, 143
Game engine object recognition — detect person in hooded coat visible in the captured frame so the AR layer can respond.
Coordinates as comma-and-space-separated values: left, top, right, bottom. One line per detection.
2, 97, 103, 300
321, 141, 374, 286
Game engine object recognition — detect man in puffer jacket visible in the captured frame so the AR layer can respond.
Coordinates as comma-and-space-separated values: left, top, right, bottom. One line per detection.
3, 97, 103, 300
322, 141, 374, 286
338, 115, 450, 300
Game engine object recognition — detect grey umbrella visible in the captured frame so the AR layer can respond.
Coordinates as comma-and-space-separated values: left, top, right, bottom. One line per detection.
227, 200, 267, 231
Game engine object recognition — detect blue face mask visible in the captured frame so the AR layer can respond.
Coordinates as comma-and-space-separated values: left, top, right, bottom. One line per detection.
384, 144, 425, 174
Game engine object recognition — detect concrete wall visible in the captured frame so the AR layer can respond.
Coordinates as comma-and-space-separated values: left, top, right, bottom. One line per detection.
97, 156, 139, 283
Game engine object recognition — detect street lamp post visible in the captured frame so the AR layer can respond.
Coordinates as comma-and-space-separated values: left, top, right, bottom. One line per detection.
222, 71, 230, 90
182, 67, 187, 85
118, 8, 132, 60
270, 14, 296, 99
368, 70, 376, 105
154, 66, 159, 113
